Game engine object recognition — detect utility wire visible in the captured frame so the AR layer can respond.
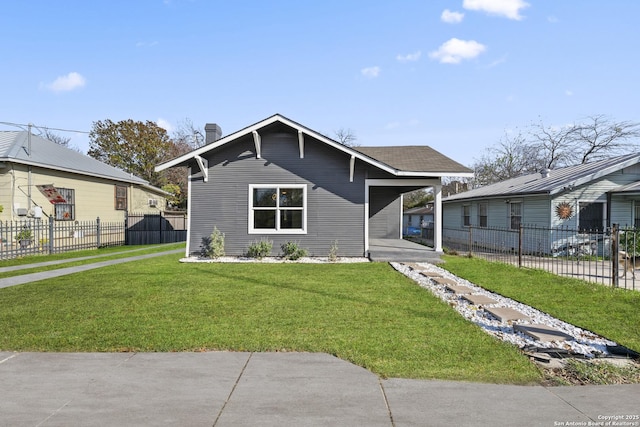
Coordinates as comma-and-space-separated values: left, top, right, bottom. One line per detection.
0, 121, 89, 134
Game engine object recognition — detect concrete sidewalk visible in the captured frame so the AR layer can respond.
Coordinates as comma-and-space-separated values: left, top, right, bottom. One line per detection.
1, 352, 638, 426
0, 248, 184, 289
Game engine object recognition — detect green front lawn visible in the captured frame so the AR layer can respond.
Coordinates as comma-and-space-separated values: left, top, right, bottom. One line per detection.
441, 255, 640, 354
0, 254, 541, 384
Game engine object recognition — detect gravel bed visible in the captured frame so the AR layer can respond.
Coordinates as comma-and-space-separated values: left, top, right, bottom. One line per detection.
391, 261, 619, 359
180, 256, 370, 264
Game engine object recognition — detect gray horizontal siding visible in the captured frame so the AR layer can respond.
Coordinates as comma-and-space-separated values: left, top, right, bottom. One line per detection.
369, 187, 401, 238
189, 129, 366, 256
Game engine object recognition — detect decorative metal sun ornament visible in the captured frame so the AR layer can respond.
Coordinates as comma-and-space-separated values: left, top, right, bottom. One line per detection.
555, 201, 574, 220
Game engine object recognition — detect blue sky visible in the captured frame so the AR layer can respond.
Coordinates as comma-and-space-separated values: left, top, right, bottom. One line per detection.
2, 0, 639, 167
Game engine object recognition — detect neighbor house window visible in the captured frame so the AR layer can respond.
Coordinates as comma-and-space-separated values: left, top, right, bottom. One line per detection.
55, 188, 75, 221
462, 205, 471, 226
509, 202, 521, 230
249, 185, 306, 234
478, 202, 488, 227
115, 185, 127, 210
635, 203, 640, 228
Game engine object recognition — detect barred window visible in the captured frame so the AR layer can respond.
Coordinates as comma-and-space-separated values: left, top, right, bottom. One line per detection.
115, 185, 127, 210
55, 188, 75, 221
509, 202, 522, 230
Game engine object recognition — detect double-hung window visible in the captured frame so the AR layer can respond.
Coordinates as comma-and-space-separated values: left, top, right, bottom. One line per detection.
249, 185, 306, 234
462, 205, 471, 227
478, 202, 488, 227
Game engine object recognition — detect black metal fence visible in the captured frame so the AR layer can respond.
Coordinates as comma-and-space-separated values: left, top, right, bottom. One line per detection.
443, 224, 638, 290
0, 212, 186, 260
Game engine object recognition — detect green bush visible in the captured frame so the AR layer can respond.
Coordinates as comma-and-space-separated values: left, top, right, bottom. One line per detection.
328, 240, 339, 262
204, 227, 225, 259
281, 241, 308, 260
246, 239, 273, 259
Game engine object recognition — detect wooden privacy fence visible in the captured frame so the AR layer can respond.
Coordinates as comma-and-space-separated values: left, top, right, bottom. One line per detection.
442, 223, 637, 290
0, 212, 186, 259
125, 212, 187, 245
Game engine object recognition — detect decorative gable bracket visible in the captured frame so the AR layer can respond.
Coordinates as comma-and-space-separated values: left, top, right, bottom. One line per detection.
252, 131, 262, 159
195, 155, 209, 182
298, 130, 304, 159
350, 155, 355, 182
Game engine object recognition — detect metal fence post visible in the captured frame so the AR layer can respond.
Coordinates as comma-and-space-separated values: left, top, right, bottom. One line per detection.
124, 211, 129, 246
96, 217, 101, 248
468, 225, 473, 257
518, 223, 523, 268
48, 218, 54, 254
611, 223, 619, 287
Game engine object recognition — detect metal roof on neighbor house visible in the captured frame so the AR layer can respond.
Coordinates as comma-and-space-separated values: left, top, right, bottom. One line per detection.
443, 153, 640, 201
403, 204, 434, 215
0, 131, 148, 185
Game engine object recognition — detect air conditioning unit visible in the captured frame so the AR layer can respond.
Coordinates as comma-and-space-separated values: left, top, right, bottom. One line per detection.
16, 208, 28, 216
148, 199, 158, 207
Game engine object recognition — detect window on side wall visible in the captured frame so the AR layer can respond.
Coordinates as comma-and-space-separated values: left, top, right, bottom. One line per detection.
462, 205, 471, 227
115, 185, 127, 210
478, 202, 488, 227
509, 202, 521, 230
55, 188, 75, 221
249, 185, 306, 234
578, 201, 604, 232
635, 203, 640, 229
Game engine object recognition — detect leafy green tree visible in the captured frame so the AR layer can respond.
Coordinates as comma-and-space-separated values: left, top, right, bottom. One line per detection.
403, 189, 433, 209
88, 119, 172, 187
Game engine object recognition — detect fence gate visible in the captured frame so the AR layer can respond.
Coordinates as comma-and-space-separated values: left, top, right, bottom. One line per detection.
125, 212, 187, 245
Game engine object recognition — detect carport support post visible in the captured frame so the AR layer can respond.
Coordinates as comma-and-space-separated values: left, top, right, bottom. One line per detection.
612, 223, 619, 287
434, 183, 442, 252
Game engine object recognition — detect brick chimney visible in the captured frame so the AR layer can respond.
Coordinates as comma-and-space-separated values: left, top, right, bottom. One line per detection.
205, 123, 222, 144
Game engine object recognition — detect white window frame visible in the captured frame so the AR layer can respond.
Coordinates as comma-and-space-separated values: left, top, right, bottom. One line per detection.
248, 184, 307, 234
478, 202, 488, 228
462, 204, 471, 227
509, 201, 522, 230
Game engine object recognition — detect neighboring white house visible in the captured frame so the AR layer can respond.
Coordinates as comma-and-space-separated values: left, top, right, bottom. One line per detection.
442, 153, 640, 254
403, 203, 434, 236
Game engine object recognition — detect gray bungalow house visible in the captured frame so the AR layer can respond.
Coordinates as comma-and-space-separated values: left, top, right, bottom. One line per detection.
442, 153, 640, 253
156, 114, 472, 258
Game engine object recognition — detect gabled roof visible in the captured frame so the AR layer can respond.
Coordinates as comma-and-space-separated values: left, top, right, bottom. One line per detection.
155, 114, 473, 178
444, 153, 640, 201
0, 131, 148, 185
354, 146, 471, 175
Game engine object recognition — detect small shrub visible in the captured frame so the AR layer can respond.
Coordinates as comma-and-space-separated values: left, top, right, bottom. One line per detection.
281, 241, 308, 260
204, 227, 225, 259
246, 238, 273, 259
328, 240, 339, 262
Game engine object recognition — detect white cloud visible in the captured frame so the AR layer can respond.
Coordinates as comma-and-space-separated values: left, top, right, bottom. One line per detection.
157, 118, 173, 132
43, 72, 86, 92
565, 90, 573, 96
361, 66, 380, 78
463, 0, 530, 20
396, 51, 422, 62
441, 9, 464, 23
429, 38, 487, 64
